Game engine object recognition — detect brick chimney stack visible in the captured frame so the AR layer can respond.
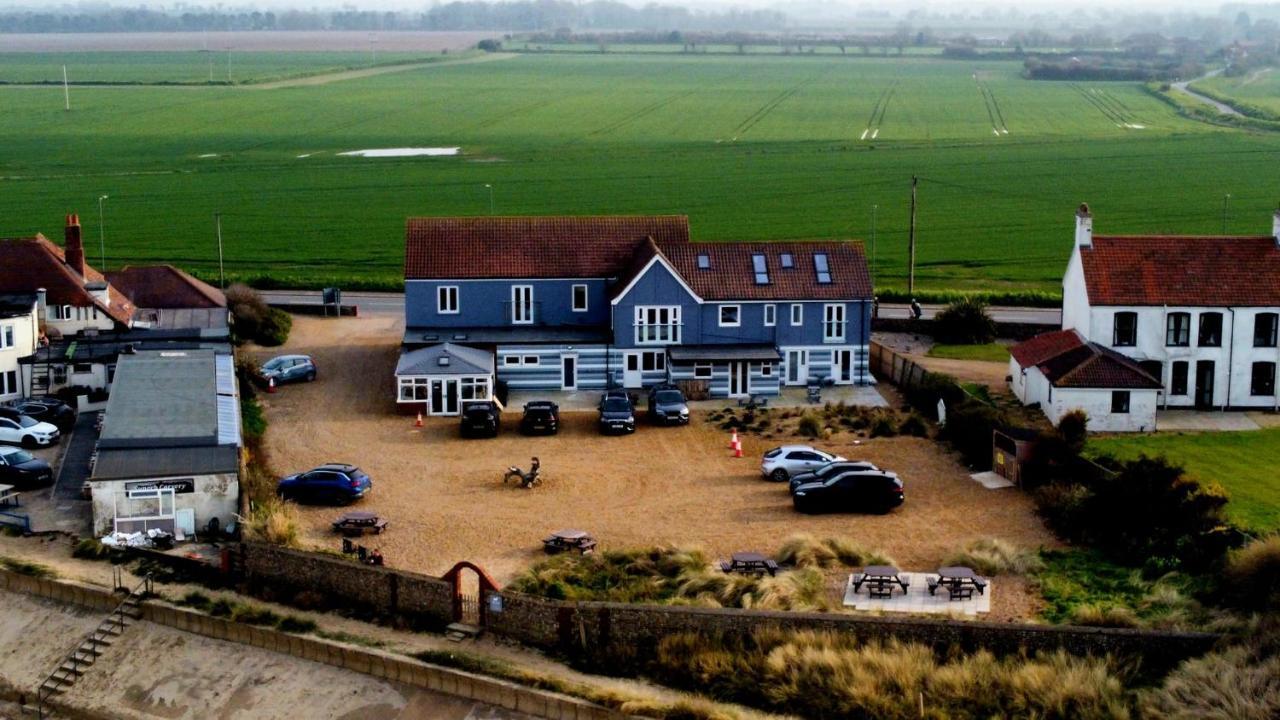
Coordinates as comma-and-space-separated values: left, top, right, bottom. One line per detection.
1075, 203, 1093, 249
64, 213, 86, 277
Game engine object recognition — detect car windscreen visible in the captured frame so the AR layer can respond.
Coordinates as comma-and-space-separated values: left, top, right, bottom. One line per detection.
603, 398, 631, 413
654, 391, 683, 404
17, 416, 37, 428
5, 450, 35, 464
262, 358, 284, 370
526, 408, 553, 418
764, 448, 782, 459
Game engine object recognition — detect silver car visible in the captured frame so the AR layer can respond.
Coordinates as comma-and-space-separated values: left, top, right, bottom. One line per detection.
760, 445, 846, 482
260, 354, 317, 385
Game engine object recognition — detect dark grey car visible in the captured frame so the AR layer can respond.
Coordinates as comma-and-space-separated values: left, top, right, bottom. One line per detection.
598, 390, 636, 434
647, 385, 689, 426
788, 461, 881, 494
260, 354, 317, 385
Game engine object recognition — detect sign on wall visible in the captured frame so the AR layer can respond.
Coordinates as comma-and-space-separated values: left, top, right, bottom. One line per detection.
125, 478, 195, 495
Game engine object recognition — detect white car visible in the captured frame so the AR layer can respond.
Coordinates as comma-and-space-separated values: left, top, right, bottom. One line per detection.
761, 445, 846, 483
0, 411, 60, 448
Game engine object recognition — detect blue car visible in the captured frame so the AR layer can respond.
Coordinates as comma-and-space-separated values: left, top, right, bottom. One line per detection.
277, 464, 371, 505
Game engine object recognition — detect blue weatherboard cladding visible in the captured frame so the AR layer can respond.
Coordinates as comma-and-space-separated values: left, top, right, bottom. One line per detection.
406, 278, 609, 329
497, 345, 612, 390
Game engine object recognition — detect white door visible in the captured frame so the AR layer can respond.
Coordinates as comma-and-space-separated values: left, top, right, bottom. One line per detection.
511, 285, 533, 324
562, 355, 578, 391
832, 349, 853, 384
175, 508, 196, 537
431, 379, 461, 415
728, 362, 749, 397
785, 350, 808, 385
623, 353, 642, 389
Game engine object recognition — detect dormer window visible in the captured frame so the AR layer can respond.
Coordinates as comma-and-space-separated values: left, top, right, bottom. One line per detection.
814, 254, 832, 284
752, 254, 769, 285
697, 254, 710, 270
780, 253, 794, 269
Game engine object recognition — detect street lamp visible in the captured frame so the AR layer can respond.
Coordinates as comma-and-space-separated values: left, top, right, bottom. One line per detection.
97, 195, 108, 269
484, 184, 494, 215
1222, 193, 1231, 234
870, 204, 878, 282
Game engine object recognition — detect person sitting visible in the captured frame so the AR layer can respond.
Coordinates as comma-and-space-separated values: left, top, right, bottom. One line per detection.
368, 548, 384, 566
910, 298, 923, 320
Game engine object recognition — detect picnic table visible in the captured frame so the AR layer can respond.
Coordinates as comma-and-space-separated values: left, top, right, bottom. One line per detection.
737, 394, 769, 409
0, 484, 19, 509
543, 529, 597, 555
719, 551, 779, 576
928, 566, 988, 600
851, 565, 910, 598
331, 511, 388, 537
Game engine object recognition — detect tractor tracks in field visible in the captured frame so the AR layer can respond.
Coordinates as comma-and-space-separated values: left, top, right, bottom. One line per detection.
1070, 84, 1147, 129
728, 68, 828, 141
974, 75, 1010, 136
859, 81, 897, 141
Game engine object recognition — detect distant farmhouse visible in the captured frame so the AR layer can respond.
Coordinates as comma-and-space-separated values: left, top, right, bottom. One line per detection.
1011, 204, 1280, 431
0, 215, 230, 402
397, 216, 873, 414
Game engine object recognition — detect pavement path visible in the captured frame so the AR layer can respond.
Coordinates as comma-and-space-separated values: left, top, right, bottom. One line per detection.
1171, 69, 1243, 117
260, 290, 1063, 325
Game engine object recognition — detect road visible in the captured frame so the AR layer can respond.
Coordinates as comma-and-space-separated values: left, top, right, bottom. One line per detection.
262, 290, 1061, 325
1171, 69, 1243, 117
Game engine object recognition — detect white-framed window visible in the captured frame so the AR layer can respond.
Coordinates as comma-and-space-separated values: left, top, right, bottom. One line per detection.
437, 286, 459, 314
460, 377, 490, 400
719, 304, 741, 327
511, 285, 533, 324
49, 305, 70, 321
0, 324, 13, 350
572, 284, 589, 313
641, 351, 666, 371
0, 370, 17, 395
790, 304, 803, 326
634, 306, 681, 345
694, 362, 713, 379
398, 377, 430, 401
759, 363, 773, 377
763, 304, 776, 327
823, 303, 846, 343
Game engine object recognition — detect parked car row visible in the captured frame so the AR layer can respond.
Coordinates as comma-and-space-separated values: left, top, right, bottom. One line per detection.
761, 444, 905, 515
0, 397, 73, 449
458, 384, 690, 439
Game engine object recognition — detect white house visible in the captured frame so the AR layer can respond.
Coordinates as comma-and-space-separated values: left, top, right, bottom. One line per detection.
1061, 204, 1280, 411
0, 293, 39, 400
1009, 329, 1162, 432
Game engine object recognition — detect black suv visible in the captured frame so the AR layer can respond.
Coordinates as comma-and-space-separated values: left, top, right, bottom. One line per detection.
277, 464, 372, 504
520, 401, 560, 435
1, 397, 75, 432
647, 384, 689, 426
460, 400, 502, 438
597, 389, 636, 435
792, 471, 905, 514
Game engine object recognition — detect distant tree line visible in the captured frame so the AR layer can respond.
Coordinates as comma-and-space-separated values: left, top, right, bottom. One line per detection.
1023, 56, 1203, 82
0, 1, 788, 34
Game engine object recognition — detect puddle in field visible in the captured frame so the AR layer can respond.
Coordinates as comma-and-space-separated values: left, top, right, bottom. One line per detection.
198, 153, 218, 158
337, 147, 460, 158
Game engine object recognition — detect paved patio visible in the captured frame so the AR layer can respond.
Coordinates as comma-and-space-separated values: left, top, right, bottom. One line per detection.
1157, 410, 1261, 432
842, 572, 991, 616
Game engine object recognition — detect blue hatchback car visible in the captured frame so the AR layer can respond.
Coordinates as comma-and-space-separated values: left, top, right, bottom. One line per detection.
277, 464, 371, 505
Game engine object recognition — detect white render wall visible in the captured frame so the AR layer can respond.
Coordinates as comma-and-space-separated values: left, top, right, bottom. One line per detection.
0, 302, 39, 399
1009, 358, 1157, 432
44, 303, 116, 336
89, 473, 239, 537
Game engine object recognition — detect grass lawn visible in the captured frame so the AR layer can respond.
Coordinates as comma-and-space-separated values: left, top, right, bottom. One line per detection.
1035, 549, 1202, 627
927, 343, 1011, 362
1089, 428, 1280, 532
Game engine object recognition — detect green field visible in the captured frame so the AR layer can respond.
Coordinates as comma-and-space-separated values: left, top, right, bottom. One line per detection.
927, 343, 1011, 362
1089, 428, 1280, 532
1193, 68, 1280, 117
0, 52, 1277, 290
0, 51, 447, 84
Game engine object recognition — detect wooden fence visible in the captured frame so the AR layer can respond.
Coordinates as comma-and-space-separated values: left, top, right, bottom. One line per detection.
869, 340, 931, 392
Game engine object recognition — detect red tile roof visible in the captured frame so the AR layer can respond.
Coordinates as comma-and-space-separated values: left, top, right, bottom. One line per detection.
106, 265, 226, 310
404, 216, 690, 280
1081, 235, 1280, 307
0, 235, 134, 326
659, 240, 871, 300
1011, 330, 1162, 389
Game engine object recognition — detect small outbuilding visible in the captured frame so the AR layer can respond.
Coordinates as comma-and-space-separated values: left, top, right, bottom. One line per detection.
395, 342, 495, 416
1009, 329, 1162, 432
88, 349, 241, 537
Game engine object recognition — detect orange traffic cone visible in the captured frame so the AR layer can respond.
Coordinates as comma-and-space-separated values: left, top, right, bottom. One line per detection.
733, 443, 744, 458
729, 430, 739, 448
267, 376, 276, 394
415, 412, 424, 428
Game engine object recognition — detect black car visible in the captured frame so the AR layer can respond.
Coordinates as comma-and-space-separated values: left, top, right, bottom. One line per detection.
277, 463, 372, 504
788, 460, 881, 494
647, 384, 689, 426
519, 401, 560, 435
0, 446, 54, 488
598, 389, 636, 435
1, 397, 75, 433
792, 471, 904, 514
460, 400, 502, 438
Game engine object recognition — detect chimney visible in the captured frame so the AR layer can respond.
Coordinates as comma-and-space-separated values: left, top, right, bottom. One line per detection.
64, 214, 86, 277
1075, 203, 1093, 249
36, 287, 47, 316
1273, 205, 1280, 246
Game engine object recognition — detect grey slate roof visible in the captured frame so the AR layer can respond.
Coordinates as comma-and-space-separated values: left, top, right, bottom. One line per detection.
93, 446, 240, 481
396, 342, 494, 377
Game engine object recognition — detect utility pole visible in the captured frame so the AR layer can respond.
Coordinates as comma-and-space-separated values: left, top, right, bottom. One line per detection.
484, 184, 494, 215
62, 65, 70, 111
908, 176, 918, 295
97, 195, 109, 269
215, 212, 226, 289
1222, 193, 1231, 234
870, 204, 878, 283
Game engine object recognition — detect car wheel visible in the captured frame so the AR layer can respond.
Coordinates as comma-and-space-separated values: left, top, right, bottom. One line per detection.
20, 436, 38, 449
770, 469, 789, 483
306, 371, 316, 382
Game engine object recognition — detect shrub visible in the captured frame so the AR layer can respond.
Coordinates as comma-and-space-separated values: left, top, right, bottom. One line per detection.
903, 371, 966, 417
231, 605, 282, 626
898, 413, 928, 437
796, 412, 821, 438
240, 498, 302, 547
944, 538, 1044, 576
179, 591, 213, 612
0, 556, 55, 578
208, 599, 235, 617
868, 414, 898, 437
775, 534, 892, 569
1058, 410, 1089, 452
939, 398, 1008, 469
934, 297, 997, 344
226, 283, 292, 346
1223, 535, 1280, 611
1069, 603, 1141, 628
72, 538, 113, 561
277, 615, 318, 634
256, 307, 292, 347
1141, 647, 1280, 719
